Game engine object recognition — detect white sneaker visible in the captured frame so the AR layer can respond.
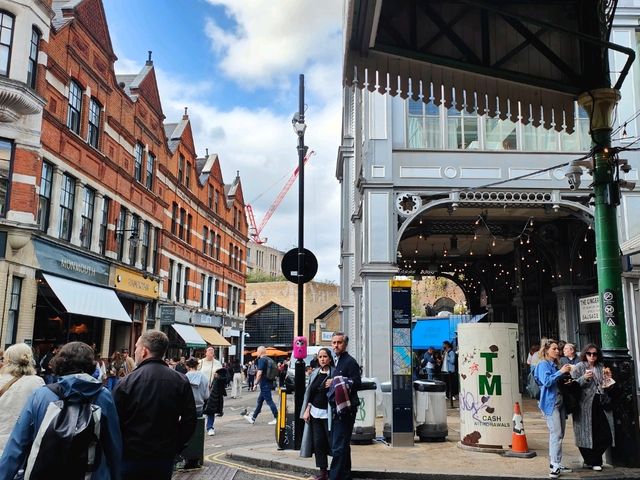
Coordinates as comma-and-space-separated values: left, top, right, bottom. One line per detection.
592, 466, 602, 471
207, 428, 215, 436
244, 414, 255, 424
268, 418, 278, 425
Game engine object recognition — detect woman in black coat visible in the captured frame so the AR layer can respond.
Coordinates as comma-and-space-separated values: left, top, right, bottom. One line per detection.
203, 367, 228, 434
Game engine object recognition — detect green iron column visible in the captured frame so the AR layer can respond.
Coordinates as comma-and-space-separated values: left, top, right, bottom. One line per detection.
579, 88, 640, 466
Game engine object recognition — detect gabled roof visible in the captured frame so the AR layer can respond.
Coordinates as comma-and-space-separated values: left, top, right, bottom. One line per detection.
52, 0, 116, 61
225, 172, 245, 206
164, 110, 195, 156
315, 304, 339, 321
118, 60, 164, 119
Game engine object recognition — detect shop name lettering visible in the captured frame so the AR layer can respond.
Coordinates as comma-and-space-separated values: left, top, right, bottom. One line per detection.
59, 258, 97, 277
127, 278, 150, 291
479, 352, 501, 396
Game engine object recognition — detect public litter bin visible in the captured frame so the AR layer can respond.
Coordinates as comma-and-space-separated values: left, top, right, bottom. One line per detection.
413, 380, 448, 442
380, 381, 392, 442
179, 416, 205, 468
352, 378, 377, 444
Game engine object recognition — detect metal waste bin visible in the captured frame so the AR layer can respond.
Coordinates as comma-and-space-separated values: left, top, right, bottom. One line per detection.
352, 379, 377, 444
413, 380, 448, 441
380, 381, 392, 442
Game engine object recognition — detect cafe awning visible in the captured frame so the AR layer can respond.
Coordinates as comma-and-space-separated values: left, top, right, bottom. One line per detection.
171, 323, 207, 348
42, 273, 131, 323
194, 326, 231, 347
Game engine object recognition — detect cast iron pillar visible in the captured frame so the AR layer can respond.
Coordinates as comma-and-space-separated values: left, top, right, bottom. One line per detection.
579, 88, 640, 467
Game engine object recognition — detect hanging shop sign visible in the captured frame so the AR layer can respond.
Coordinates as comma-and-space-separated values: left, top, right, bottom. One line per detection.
458, 323, 520, 451
192, 312, 222, 327
113, 267, 159, 299
34, 239, 109, 285
159, 305, 191, 325
578, 294, 600, 324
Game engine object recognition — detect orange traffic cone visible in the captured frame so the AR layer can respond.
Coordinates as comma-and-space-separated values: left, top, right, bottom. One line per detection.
503, 402, 537, 458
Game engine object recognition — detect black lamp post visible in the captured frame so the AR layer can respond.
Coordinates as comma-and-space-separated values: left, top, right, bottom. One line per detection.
291, 74, 307, 449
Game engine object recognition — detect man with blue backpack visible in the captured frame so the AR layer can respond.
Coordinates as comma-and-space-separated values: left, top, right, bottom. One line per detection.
0, 342, 122, 480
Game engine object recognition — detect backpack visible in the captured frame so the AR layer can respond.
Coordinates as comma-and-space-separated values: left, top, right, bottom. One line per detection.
247, 364, 257, 376
265, 357, 278, 381
25, 383, 102, 480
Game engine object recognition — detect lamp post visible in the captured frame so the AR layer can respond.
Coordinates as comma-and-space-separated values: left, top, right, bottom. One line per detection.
575, 89, 640, 466
292, 74, 307, 450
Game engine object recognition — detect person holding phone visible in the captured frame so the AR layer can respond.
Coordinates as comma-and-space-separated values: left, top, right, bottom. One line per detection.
300, 347, 335, 480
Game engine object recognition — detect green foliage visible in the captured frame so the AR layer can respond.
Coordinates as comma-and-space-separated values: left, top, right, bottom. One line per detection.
246, 271, 286, 283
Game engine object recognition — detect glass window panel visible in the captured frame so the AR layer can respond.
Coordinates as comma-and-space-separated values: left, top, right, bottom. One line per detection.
0, 138, 11, 217
485, 116, 517, 150
407, 100, 441, 149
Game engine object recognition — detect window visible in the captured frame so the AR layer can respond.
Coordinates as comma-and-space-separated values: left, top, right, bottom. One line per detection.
208, 185, 213, 209
184, 267, 190, 301
5, 276, 21, 348
214, 190, 219, 212
168, 259, 174, 300
215, 234, 221, 260
178, 155, 184, 183
200, 274, 206, 308
67, 81, 82, 134
171, 202, 178, 235
80, 186, 95, 249
98, 197, 110, 255
58, 174, 75, 241
408, 99, 442, 149
446, 104, 478, 150
229, 242, 233, 266
0, 11, 14, 77
239, 249, 243, 273
152, 227, 160, 274
207, 276, 213, 309
185, 162, 191, 188
560, 106, 591, 152
179, 208, 186, 240
175, 264, 182, 302
87, 98, 101, 148
145, 152, 155, 189
141, 221, 150, 270
0, 138, 13, 217
227, 284, 233, 314
129, 214, 139, 265
37, 161, 53, 231
484, 115, 517, 150
186, 214, 192, 243
116, 206, 127, 261
213, 279, 219, 311
202, 226, 208, 253
209, 229, 214, 257
134, 143, 143, 182
27, 27, 40, 88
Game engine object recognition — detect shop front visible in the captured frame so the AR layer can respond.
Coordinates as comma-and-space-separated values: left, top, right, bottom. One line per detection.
222, 316, 245, 362
33, 239, 131, 357
193, 312, 230, 360
112, 266, 160, 354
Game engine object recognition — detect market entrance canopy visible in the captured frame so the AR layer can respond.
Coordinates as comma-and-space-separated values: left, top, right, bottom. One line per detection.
344, 0, 635, 132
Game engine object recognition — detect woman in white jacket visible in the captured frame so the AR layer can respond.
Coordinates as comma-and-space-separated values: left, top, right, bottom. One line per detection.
0, 343, 45, 454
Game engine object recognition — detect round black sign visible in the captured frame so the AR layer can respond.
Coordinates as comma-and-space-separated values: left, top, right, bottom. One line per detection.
281, 248, 318, 284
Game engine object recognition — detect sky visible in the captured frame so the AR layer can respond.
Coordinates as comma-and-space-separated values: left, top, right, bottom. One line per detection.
102, 0, 344, 282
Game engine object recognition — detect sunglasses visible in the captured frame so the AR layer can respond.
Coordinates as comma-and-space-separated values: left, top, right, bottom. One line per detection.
585, 351, 598, 356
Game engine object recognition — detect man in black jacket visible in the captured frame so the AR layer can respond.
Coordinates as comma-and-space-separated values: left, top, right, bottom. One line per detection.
114, 330, 196, 480
326, 331, 361, 480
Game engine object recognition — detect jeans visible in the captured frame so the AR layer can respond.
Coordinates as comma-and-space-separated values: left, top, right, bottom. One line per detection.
544, 405, 566, 470
329, 410, 356, 480
206, 414, 215, 430
252, 383, 278, 420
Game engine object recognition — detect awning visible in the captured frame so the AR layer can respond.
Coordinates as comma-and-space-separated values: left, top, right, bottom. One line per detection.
621, 234, 640, 256
194, 326, 230, 347
43, 274, 131, 323
171, 324, 207, 348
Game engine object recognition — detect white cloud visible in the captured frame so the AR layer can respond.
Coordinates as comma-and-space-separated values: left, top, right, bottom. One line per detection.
204, 0, 342, 88
110, 4, 344, 282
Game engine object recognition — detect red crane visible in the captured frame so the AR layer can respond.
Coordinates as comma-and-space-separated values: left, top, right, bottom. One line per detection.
246, 150, 315, 244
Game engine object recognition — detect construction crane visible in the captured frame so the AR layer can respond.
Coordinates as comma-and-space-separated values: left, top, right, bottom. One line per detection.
246, 150, 315, 244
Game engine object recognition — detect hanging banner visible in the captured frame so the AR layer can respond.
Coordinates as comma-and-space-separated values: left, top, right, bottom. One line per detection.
458, 323, 520, 451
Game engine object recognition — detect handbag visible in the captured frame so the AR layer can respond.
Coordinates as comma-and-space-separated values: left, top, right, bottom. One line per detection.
559, 378, 581, 415
598, 391, 613, 411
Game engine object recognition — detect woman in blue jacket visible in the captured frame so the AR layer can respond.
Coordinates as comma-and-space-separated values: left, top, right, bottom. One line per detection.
0, 342, 122, 480
534, 339, 573, 479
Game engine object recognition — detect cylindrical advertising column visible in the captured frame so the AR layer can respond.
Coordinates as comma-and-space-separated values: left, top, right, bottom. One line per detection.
458, 323, 520, 452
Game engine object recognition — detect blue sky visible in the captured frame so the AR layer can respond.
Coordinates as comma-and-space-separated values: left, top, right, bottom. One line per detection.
103, 0, 344, 282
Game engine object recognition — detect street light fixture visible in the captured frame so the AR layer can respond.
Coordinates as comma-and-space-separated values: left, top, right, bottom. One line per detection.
115, 229, 140, 248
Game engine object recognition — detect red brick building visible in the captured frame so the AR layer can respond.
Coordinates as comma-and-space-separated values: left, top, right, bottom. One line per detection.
0, 0, 247, 361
